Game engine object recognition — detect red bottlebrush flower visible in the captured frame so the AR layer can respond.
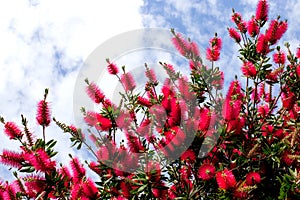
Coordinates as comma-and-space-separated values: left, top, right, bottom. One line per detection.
152, 183, 167, 200
282, 150, 295, 166
198, 163, 216, 180
70, 157, 86, 183
107, 62, 119, 75
24, 175, 47, 198
206, 48, 220, 61
126, 132, 145, 153
24, 149, 56, 172
82, 178, 99, 198
198, 107, 212, 131
261, 124, 273, 137
210, 37, 222, 51
190, 41, 200, 57
246, 172, 261, 185
296, 64, 300, 77
36, 100, 51, 126
121, 72, 136, 92
4, 122, 23, 140
3, 182, 21, 200
84, 111, 99, 126
171, 33, 190, 56
226, 80, 244, 101
256, 34, 269, 55
168, 100, 181, 127
216, 169, 237, 190
0, 150, 24, 168
162, 63, 176, 78
296, 48, 300, 59
145, 68, 157, 83
180, 149, 196, 163
281, 88, 296, 110
178, 76, 193, 99
212, 71, 224, 90
247, 17, 259, 37
137, 96, 152, 107
116, 111, 133, 129
255, 0, 269, 21
231, 12, 242, 25
273, 51, 286, 64
258, 104, 269, 118
170, 126, 186, 146
228, 28, 241, 43
241, 61, 257, 77
96, 114, 112, 131
86, 82, 105, 104
266, 67, 283, 82
266, 20, 288, 45
237, 21, 247, 33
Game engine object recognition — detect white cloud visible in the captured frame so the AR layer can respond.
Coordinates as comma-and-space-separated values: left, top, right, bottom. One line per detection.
0, 0, 143, 180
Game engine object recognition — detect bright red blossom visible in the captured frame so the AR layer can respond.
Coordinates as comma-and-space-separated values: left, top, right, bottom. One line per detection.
228, 28, 241, 43
247, 17, 259, 37
246, 172, 261, 185
198, 163, 216, 180
86, 82, 105, 104
216, 169, 237, 190
241, 61, 257, 77
36, 100, 51, 126
107, 62, 119, 75
257, 34, 269, 55
296, 48, 300, 59
4, 122, 23, 139
273, 51, 286, 64
24, 149, 56, 172
121, 72, 136, 91
256, 0, 269, 21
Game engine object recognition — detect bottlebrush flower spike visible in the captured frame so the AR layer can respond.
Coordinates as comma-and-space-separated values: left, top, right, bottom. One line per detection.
36, 89, 51, 126
246, 172, 261, 185
255, 0, 269, 22
231, 11, 242, 25
126, 132, 145, 153
107, 59, 119, 75
256, 34, 269, 55
296, 47, 300, 59
206, 48, 220, 61
0, 150, 24, 168
24, 175, 47, 198
82, 178, 99, 198
190, 41, 200, 57
137, 96, 152, 107
121, 72, 136, 92
4, 121, 23, 140
24, 149, 56, 172
273, 51, 286, 64
96, 114, 112, 131
210, 36, 222, 51
216, 169, 237, 190
145, 67, 157, 83
247, 17, 259, 37
228, 28, 241, 43
198, 163, 216, 180
70, 156, 86, 183
85, 80, 105, 104
171, 32, 191, 56
265, 19, 288, 45
241, 61, 257, 77
180, 149, 196, 163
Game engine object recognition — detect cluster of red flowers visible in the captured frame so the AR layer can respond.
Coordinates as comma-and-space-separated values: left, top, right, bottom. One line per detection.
0, 0, 299, 199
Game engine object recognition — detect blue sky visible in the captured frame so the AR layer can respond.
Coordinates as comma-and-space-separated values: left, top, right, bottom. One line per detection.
0, 0, 299, 179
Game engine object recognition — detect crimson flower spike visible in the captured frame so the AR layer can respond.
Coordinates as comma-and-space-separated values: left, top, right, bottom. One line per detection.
255, 0, 269, 22
36, 88, 51, 127
106, 58, 119, 75
85, 79, 105, 104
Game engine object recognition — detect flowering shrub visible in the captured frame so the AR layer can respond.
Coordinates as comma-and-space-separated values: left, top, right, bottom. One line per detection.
0, 0, 300, 199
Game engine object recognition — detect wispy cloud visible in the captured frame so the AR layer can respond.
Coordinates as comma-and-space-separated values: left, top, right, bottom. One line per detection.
0, 0, 143, 179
